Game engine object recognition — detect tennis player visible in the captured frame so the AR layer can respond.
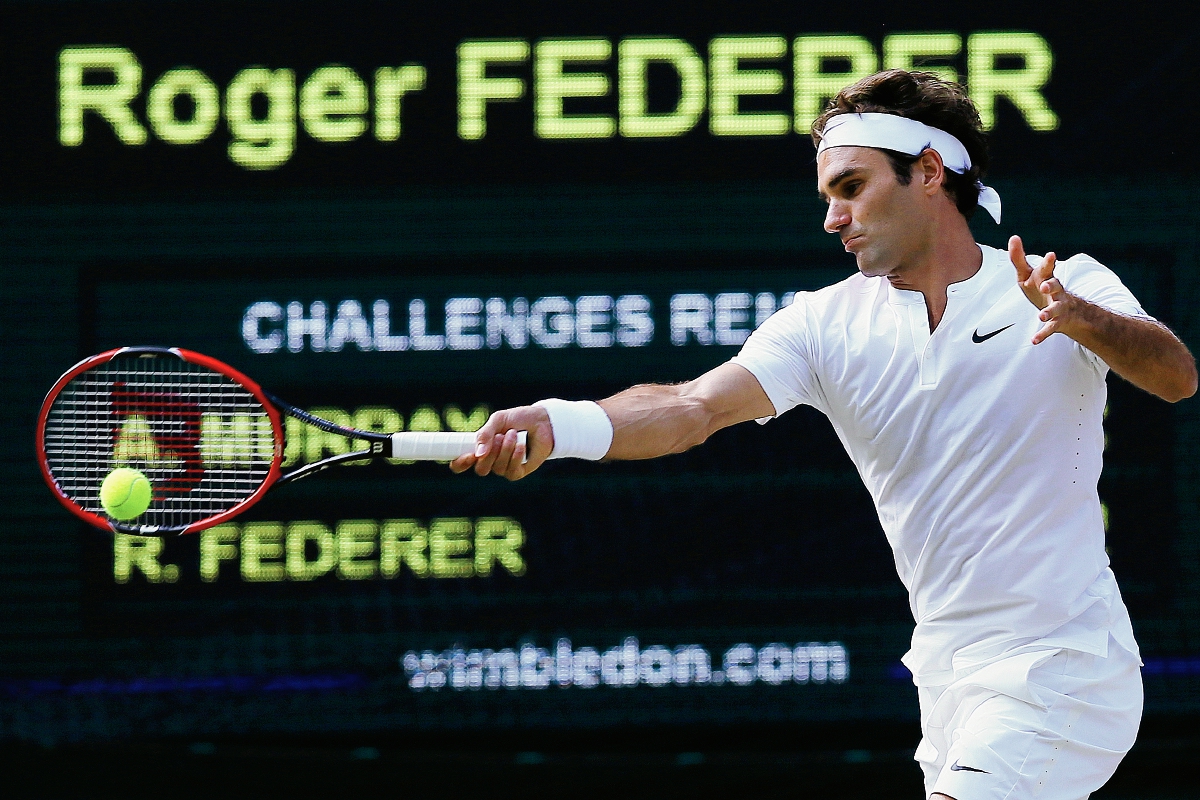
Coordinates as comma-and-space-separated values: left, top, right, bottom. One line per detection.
452, 70, 1197, 799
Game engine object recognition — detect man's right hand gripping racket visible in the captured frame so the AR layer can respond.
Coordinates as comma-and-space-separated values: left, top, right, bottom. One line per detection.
36, 347, 523, 536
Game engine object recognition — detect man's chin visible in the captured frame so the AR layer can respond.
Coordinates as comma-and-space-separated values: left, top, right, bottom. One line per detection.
855, 259, 886, 278
853, 251, 895, 279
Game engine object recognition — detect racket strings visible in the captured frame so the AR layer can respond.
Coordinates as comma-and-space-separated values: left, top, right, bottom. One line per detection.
43, 356, 276, 530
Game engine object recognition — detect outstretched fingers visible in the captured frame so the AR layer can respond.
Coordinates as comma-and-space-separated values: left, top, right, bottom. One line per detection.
1008, 234, 1031, 282
1038, 276, 1066, 303
1032, 252, 1058, 291
1011, 234, 1059, 312
1031, 277, 1075, 345
1020, 250, 1057, 309
1009, 234, 1074, 344
1032, 313, 1061, 345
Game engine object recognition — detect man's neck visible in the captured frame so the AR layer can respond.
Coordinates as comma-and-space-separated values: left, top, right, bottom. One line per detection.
888, 218, 982, 331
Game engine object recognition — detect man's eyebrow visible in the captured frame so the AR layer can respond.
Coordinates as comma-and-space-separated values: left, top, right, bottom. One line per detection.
817, 167, 862, 200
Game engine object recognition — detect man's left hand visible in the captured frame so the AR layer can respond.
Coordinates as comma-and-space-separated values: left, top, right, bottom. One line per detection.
1009, 234, 1086, 345
1007, 234, 1196, 401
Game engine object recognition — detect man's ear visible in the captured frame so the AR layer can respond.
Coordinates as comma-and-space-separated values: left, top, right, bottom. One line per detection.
917, 148, 945, 196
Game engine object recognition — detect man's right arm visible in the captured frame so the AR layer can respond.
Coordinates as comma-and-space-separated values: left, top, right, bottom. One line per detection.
450, 362, 776, 480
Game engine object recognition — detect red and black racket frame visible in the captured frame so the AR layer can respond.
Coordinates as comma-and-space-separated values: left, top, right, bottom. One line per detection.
36, 346, 391, 536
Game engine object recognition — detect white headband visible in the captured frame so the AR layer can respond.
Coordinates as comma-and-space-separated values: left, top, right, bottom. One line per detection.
816, 113, 1002, 223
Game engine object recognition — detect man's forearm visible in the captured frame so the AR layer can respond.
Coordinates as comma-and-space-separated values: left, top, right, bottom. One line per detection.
597, 384, 714, 460
454, 362, 774, 479
598, 363, 777, 461
1065, 300, 1197, 402
1011, 237, 1197, 403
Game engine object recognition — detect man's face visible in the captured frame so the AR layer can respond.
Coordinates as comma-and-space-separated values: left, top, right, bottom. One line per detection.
816, 146, 931, 282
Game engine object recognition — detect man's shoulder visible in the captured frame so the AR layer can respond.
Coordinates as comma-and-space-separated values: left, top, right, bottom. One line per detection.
993, 243, 1107, 275
752, 272, 881, 348
1054, 252, 1109, 276
797, 271, 882, 316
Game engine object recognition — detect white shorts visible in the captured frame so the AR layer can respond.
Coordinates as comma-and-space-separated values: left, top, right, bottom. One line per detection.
915, 641, 1142, 800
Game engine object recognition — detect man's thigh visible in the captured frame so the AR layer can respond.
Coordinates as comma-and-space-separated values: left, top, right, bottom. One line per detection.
916, 645, 1142, 800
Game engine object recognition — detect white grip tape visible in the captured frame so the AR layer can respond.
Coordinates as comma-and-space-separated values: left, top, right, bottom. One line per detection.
390, 431, 527, 461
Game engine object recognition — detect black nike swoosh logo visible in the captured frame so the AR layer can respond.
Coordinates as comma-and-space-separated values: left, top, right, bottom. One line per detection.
971, 324, 1014, 343
950, 760, 990, 774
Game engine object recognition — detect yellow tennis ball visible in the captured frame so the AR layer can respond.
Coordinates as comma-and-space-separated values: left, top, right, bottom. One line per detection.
100, 468, 152, 521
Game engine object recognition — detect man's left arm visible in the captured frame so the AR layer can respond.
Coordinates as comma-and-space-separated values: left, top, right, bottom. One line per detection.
1010, 235, 1198, 403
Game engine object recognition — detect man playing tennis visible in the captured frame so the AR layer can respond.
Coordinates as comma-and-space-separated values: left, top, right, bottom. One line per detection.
451, 70, 1197, 799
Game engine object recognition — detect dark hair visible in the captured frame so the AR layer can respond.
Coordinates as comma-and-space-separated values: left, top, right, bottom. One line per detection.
811, 70, 989, 219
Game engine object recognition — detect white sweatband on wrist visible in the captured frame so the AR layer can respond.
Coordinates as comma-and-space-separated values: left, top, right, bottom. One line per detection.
533, 399, 614, 461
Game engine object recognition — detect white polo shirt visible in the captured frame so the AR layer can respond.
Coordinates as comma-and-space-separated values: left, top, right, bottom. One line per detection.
731, 244, 1145, 685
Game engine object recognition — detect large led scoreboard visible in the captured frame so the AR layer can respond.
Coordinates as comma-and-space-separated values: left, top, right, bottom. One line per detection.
2, 0, 1198, 747
83, 260, 892, 724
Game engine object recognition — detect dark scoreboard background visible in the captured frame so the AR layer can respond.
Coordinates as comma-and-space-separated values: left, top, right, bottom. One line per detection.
1, 0, 1199, 775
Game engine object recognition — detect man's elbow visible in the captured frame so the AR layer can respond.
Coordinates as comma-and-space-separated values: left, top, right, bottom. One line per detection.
1180, 363, 1198, 401
1158, 358, 1198, 403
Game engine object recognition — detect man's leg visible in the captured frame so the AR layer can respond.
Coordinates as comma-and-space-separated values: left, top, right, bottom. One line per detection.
924, 647, 1141, 800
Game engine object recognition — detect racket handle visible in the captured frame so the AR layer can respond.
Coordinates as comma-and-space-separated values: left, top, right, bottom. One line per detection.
389, 431, 527, 461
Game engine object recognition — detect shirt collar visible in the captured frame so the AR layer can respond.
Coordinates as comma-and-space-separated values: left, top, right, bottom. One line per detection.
884, 244, 992, 306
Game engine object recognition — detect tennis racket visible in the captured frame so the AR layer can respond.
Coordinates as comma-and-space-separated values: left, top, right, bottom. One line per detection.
36, 346, 521, 536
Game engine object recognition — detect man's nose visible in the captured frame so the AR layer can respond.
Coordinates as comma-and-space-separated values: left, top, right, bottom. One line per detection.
824, 202, 850, 234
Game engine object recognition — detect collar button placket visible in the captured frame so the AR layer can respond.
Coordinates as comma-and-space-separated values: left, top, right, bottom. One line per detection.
906, 303, 938, 389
